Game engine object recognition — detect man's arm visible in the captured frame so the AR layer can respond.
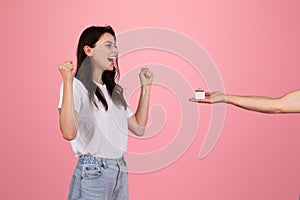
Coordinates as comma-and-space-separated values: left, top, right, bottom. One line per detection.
189, 90, 300, 114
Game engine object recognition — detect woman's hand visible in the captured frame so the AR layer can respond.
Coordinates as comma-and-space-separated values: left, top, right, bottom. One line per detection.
58, 61, 74, 82
139, 67, 154, 86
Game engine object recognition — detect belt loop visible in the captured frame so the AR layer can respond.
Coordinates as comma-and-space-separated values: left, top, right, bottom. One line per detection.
101, 158, 107, 169
116, 158, 121, 167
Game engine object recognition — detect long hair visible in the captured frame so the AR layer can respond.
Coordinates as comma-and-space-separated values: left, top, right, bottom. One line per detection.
75, 26, 127, 111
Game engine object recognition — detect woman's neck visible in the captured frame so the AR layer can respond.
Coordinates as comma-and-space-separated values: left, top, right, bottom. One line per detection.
92, 67, 104, 85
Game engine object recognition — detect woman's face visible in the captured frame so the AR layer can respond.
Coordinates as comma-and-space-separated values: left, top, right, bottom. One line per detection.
89, 32, 118, 72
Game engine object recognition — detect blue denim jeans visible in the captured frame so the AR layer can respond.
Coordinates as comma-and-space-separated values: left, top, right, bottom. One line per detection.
68, 155, 128, 200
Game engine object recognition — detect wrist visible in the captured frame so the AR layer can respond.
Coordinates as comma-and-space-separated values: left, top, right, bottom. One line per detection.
140, 85, 151, 96
224, 94, 232, 103
63, 78, 74, 86
141, 84, 152, 90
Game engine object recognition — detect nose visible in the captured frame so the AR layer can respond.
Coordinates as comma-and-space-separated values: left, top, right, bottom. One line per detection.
113, 45, 119, 54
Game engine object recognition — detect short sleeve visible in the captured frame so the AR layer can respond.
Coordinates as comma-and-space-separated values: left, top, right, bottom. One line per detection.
126, 105, 134, 118
57, 79, 82, 113
124, 95, 134, 118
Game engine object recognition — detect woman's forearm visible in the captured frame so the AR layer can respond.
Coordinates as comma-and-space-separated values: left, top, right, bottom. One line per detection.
59, 81, 78, 140
135, 85, 151, 126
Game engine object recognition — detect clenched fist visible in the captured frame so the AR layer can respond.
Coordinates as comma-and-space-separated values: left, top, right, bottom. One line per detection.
58, 61, 74, 82
139, 67, 154, 86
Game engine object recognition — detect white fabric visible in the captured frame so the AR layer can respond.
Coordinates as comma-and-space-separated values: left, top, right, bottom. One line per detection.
58, 78, 134, 159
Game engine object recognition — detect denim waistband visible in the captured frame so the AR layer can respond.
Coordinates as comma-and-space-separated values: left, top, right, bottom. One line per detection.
77, 155, 126, 169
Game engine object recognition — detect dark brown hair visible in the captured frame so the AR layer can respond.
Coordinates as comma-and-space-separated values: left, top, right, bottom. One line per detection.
75, 26, 127, 111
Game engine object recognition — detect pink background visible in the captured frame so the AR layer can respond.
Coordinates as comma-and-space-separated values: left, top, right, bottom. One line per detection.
1, 0, 299, 199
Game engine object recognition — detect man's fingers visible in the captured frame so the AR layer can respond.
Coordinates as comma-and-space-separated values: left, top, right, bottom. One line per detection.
189, 98, 197, 102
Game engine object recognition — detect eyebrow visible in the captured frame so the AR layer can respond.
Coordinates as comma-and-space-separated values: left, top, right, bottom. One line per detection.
98, 40, 117, 47
104, 41, 116, 44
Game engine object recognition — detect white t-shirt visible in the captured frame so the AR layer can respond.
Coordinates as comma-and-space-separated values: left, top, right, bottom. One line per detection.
58, 78, 134, 159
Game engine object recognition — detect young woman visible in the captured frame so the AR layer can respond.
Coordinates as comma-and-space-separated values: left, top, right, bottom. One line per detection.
58, 26, 153, 200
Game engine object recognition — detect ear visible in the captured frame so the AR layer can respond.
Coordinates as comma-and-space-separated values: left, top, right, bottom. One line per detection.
83, 45, 93, 57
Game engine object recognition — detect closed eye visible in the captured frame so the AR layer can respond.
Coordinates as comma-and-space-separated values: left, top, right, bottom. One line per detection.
104, 41, 117, 48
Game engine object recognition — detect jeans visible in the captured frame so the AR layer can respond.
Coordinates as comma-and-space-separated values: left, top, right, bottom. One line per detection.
68, 155, 128, 200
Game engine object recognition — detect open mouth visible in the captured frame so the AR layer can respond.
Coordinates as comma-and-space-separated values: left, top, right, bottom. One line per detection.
107, 56, 117, 62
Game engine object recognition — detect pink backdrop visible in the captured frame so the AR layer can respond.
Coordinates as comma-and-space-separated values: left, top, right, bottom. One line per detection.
1, 0, 299, 199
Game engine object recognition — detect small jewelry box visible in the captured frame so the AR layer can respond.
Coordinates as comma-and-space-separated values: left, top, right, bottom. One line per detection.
195, 88, 205, 99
